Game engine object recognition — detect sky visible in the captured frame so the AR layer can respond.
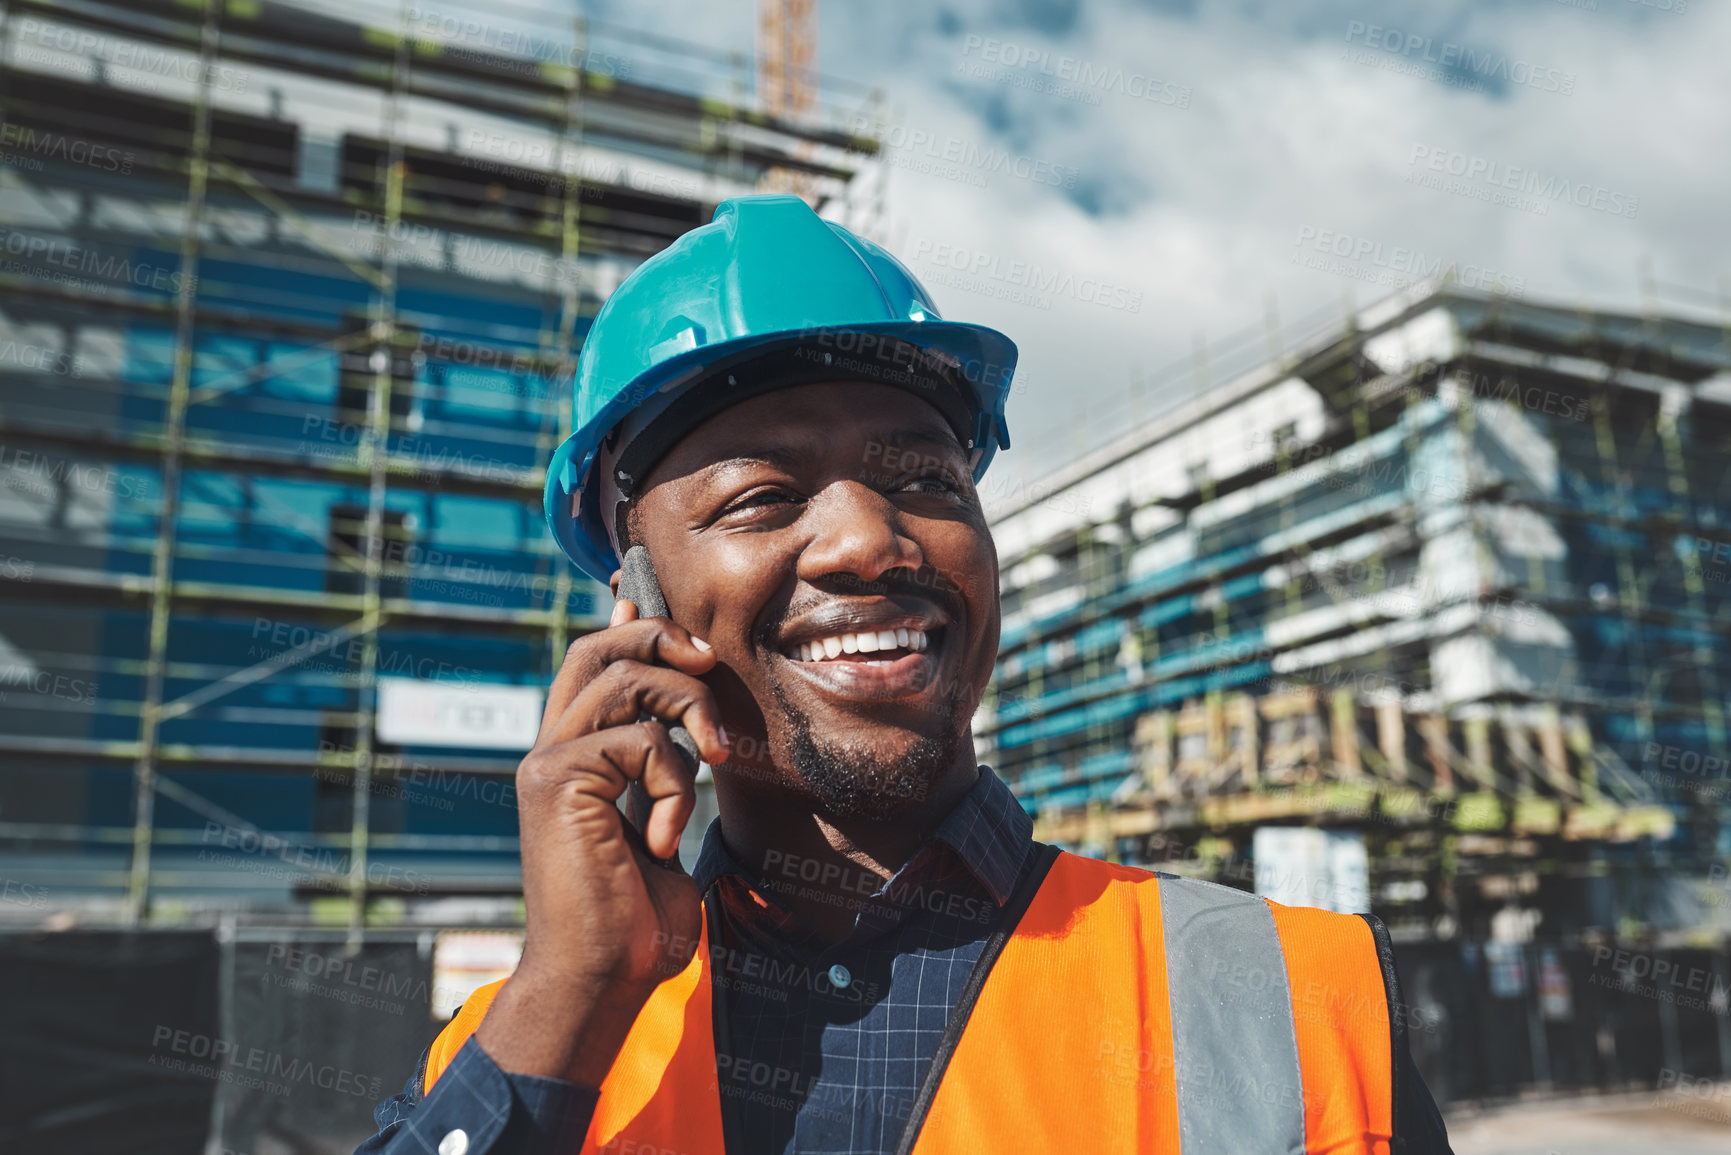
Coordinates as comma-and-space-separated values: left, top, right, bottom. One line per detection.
387, 0, 1731, 502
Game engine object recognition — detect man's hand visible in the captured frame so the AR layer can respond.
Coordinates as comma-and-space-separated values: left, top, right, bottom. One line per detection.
475, 598, 728, 1088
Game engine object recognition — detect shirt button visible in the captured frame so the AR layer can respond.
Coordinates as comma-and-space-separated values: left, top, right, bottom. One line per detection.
828, 963, 852, 988
438, 1129, 469, 1155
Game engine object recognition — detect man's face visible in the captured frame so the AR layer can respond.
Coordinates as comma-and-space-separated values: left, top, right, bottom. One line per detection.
626, 381, 1000, 820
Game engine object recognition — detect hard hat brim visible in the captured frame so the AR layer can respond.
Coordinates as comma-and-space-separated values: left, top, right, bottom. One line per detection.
543, 318, 1017, 584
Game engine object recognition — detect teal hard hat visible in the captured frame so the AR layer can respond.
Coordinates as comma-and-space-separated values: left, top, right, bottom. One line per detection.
543, 193, 1018, 583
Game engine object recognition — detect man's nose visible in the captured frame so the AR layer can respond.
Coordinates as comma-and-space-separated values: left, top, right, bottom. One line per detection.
796, 481, 924, 586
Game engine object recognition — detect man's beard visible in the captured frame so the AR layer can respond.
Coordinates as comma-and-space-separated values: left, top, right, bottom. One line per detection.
767, 682, 968, 821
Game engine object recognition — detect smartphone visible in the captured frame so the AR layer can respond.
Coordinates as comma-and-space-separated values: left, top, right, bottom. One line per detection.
615, 545, 700, 868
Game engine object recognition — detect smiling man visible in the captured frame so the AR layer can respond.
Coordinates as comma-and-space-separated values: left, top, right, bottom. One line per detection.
357, 195, 1451, 1155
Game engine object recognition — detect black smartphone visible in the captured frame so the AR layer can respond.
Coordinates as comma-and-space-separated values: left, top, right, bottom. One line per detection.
614, 545, 701, 868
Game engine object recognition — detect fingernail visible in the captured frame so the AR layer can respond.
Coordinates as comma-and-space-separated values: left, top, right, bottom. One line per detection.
691, 636, 711, 652
610, 601, 629, 627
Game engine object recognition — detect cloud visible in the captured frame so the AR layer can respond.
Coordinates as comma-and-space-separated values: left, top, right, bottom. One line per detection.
351, 0, 1724, 501
814, 0, 1729, 498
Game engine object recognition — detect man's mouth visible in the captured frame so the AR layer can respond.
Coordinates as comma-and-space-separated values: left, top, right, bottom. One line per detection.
769, 608, 950, 702
787, 628, 930, 664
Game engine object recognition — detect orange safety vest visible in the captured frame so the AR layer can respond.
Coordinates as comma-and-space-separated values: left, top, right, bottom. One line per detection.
425, 848, 1403, 1154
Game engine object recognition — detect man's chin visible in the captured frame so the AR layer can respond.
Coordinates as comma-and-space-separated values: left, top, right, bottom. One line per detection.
716, 739, 948, 820
770, 684, 965, 822
791, 742, 954, 822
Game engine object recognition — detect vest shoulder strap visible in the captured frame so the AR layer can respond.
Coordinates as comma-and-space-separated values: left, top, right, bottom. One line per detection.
419, 917, 724, 1155
419, 858, 1397, 1155
424, 977, 507, 1096
1265, 899, 1398, 1153
911, 849, 1183, 1153
911, 853, 1397, 1155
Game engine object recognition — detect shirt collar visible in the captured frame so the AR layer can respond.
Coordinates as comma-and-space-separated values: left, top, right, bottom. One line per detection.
691, 764, 1033, 907
927, 764, 1033, 906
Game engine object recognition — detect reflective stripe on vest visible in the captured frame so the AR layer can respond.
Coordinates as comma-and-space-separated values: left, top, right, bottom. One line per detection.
1160, 873, 1305, 1153
423, 851, 1396, 1154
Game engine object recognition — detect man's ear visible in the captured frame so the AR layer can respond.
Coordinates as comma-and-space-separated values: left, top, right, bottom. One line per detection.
608, 569, 622, 598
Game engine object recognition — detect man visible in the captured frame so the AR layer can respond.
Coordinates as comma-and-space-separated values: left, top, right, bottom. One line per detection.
358, 195, 1451, 1154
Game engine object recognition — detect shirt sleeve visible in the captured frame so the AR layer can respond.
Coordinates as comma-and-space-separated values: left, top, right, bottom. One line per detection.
353, 1036, 600, 1155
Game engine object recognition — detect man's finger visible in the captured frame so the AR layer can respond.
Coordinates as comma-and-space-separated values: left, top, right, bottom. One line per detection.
623, 722, 699, 861
519, 722, 697, 857
536, 616, 715, 744
591, 722, 699, 860
546, 661, 726, 764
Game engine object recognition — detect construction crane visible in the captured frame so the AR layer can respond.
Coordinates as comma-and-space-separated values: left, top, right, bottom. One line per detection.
758, 0, 817, 122
757, 0, 817, 198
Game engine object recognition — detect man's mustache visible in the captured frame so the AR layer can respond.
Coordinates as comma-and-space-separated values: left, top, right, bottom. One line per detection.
759, 566, 963, 638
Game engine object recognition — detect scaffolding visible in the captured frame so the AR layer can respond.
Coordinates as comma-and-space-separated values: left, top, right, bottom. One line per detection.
983, 282, 1731, 941
0, 0, 878, 932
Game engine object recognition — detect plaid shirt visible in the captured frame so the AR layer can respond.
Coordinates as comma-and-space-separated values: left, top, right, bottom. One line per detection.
355, 765, 1451, 1154
693, 764, 1034, 1154
354, 766, 1032, 1155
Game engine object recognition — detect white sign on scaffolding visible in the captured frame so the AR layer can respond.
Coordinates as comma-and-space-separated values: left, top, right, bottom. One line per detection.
1253, 826, 1371, 914
376, 678, 543, 750
431, 929, 525, 1020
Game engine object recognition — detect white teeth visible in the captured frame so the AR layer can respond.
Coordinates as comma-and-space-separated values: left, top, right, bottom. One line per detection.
792, 629, 932, 661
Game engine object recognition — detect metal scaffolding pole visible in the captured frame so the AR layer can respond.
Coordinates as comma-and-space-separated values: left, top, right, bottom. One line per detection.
346, 0, 413, 941
1584, 346, 1659, 750
125, 0, 223, 926
1656, 378, 1727, 749
544, 14, 588, 663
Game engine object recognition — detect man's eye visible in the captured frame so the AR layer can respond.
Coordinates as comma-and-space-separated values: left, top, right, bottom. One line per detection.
898, 473, 962, 495
728, 488, 799, 512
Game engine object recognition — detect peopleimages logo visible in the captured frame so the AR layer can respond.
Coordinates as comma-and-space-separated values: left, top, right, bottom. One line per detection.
14, 19, 249, 93
0, 228, 193, 295
0, 446, 142, 498
1291, 226, 1525, 297
848, 119, 1079, 190
405, 7, 633, 77
1343, 21, 1576, 96
150, 1025, 383, 1099
958, 35, 1192, 109
1407, 146, 1639, 219
909, 238, 1144, 314
0, 123, 133, 174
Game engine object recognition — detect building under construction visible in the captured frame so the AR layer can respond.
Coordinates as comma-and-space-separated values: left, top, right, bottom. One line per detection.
3, 0, 1730, 1137
0, 0, 876, 931
981, 282, 1731, 1100
0, 2, 872, 1146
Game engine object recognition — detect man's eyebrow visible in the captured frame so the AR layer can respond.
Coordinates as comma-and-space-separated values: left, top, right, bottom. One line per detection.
701, 444, 808, 473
